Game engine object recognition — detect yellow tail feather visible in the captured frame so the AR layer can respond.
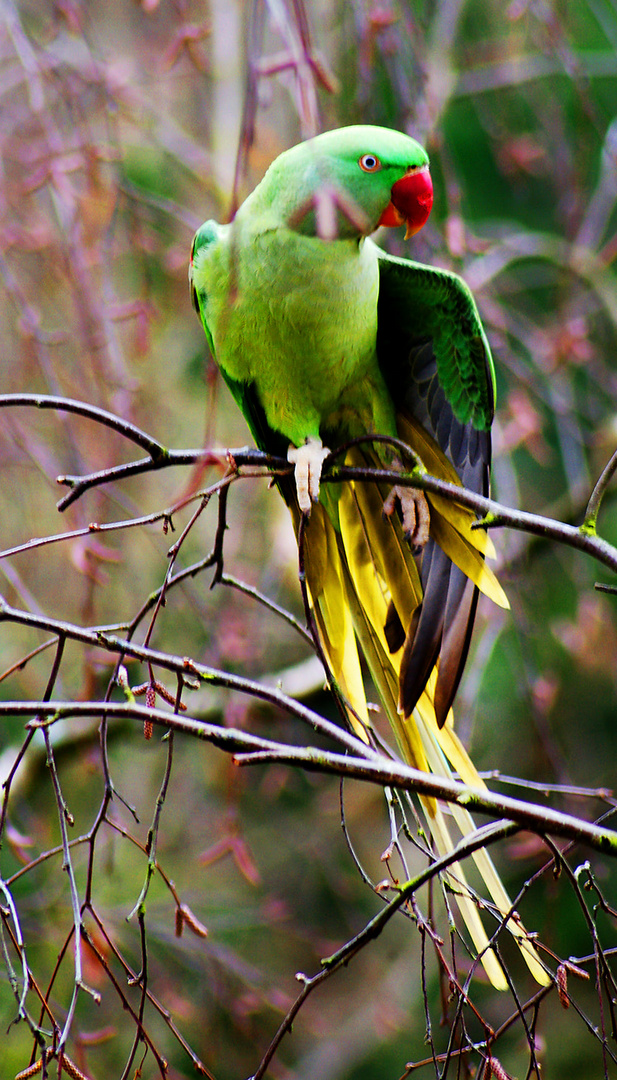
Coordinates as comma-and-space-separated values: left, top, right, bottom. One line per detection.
297, 502, 370, 741
295, 446, 548, 989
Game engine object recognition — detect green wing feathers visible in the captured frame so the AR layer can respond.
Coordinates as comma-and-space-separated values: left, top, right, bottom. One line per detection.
375, 248, 501, 726
374, 242, 496, 432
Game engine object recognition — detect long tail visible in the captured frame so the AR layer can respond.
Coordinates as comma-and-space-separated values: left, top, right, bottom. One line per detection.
296, 446, 548, 990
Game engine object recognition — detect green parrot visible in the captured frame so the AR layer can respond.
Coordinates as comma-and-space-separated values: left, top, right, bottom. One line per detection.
189, 125, 547, 989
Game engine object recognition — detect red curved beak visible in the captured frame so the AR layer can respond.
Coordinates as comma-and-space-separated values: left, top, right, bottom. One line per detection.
378, 165, 433, 239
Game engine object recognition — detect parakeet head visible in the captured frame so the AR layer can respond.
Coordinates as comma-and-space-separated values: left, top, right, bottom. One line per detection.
247, 124, 433, 241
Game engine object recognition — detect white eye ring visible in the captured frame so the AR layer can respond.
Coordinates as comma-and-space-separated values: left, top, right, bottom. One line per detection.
359, 153, 381, 172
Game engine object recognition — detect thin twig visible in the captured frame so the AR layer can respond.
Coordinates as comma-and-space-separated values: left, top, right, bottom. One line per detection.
583, 445, 617, 531
250, 821, 519, 1080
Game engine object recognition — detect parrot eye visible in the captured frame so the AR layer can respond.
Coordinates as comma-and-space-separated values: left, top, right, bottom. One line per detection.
359, 154, 381, 172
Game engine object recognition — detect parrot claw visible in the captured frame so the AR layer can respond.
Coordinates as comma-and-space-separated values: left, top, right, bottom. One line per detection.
383, 485, 430, 553
288, 438, 330, 513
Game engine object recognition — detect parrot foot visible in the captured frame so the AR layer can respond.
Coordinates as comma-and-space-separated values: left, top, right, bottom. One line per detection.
383, 485, 430, 553
288, 437, 330, 513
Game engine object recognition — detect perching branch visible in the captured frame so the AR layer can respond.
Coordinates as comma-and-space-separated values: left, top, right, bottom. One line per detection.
3, 394, 617, 583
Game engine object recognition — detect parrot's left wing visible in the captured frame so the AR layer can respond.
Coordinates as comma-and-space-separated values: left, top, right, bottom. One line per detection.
373, 241, 500, 728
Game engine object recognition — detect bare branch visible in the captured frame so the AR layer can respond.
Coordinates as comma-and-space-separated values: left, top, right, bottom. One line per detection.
2, 698, 617, 855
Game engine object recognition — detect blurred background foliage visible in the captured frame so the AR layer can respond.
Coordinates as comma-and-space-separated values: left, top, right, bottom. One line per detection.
1, 0, 617, 1077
